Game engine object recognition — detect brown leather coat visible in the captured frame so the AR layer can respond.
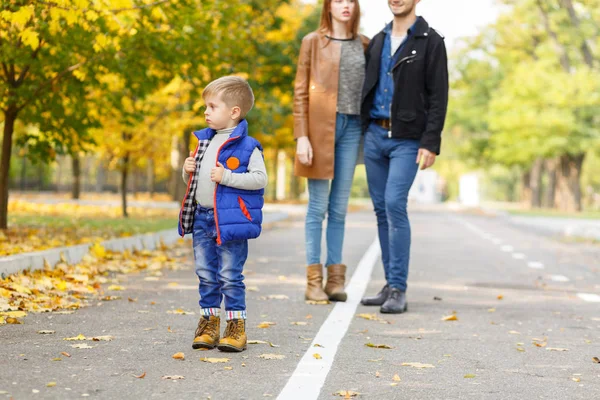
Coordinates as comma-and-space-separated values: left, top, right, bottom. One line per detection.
293, 31, 369, 179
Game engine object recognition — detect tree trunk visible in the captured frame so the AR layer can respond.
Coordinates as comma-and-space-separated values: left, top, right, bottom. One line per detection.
121, 153, 129, 218
147, 160, 155, 198
543, 158, 558, 208
0, 107, 18, 229
96, 161, 105, 193
555, 153, 585, 212
521, 170, 532, 208
269, 148, 278, 202
72, 155, 81, 199
131, 167, 137, 197
530, 158, 543, 208
20, 156, 27, 191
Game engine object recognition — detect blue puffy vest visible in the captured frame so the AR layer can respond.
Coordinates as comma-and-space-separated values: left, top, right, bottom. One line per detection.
178, 120, 264, 245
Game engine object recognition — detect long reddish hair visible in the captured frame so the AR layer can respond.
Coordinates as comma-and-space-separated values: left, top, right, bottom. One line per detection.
318, 0, 361, 39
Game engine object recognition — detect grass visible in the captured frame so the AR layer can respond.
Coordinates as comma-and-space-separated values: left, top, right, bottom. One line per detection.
2, 200, 179, 257
8, 213, 176, 235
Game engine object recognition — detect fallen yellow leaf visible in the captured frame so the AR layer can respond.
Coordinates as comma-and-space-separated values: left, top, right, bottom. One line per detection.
257, 321, 276, 328
401, 362, 435, 369
442, 315, 458, 321
161, 375, 184, 380
333, 390, 360, 398
259, 354, 285, 360
572, 377, 581, 382
464, 374, 476, 379
1, 311, 27, 318
61, 352, 71, 357
200, 357, 230, 363
313, 353, 322, 360
172, 352, 185, 360
224, 366, 233, 370
305, 300, 330, 305
593, 357, 600, 363
90, 242, 107, 259
393, 374, 401, 382
365, 343, 393, 349
6, 317, 22, 324
134, 372, 146, 379
46, 382, 56, 387
291, 321, 308, 326
546, 348, 569, 352
38, 330, 55, 334
107, 285, 125, 291
91, 336, 114, 341
497, 295, 503, 300
63, 334, 87, 341
356, 313, 391, 324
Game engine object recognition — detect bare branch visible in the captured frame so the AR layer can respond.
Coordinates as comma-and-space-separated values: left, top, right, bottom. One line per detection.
535, 0, 571, 72
559, 0, 594, 67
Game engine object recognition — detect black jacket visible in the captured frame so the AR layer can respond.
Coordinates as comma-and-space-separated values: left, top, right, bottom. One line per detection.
361, 17, 449, 154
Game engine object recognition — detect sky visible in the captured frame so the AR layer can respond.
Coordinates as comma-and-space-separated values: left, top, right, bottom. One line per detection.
301, 0, 501, 52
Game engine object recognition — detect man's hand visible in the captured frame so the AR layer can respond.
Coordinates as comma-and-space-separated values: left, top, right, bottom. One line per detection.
296, 136, 313, 166
183, 151, 196, 173
416, 148, 436, 170
211, 162, 225, 183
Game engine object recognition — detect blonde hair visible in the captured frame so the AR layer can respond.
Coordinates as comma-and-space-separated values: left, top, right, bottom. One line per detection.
319, 0, 361, 39
202, 76, 255, 118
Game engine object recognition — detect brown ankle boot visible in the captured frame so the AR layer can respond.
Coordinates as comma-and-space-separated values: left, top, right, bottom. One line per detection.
324, 264, 347, 302
217, 319, 247, 352
305, 264, 329, 301
192, 315, 220, 349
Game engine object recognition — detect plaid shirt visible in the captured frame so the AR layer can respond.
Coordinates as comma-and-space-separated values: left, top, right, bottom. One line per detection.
179, 138, 211, 236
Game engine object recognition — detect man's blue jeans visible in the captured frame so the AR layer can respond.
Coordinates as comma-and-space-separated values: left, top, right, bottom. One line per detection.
192, 206, 247, 320
305, 113, 362, 267
364, 123, 419, 291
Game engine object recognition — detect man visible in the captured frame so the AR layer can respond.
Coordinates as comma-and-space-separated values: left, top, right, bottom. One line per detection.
360, 0, 448, 313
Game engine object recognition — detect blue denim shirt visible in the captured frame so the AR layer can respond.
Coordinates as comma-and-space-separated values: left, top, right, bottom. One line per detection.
369, 20, 418, 120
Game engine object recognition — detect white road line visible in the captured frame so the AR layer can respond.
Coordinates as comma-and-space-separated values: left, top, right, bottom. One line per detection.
501, 245, 514, 252
577, 293, 600, 302
528, 261, 545, 269
492, 238, 502, 245
276, 239, 381, 400
549, 275, 570, 282
512, 253, 526, 260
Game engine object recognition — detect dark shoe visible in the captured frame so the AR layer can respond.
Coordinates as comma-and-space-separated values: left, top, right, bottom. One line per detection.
305, 264, 329, 301
192, 315, 220, 349
380, 288, 407, 314
324, 264, 347, 302
217, 319, 247, 352
361, 284, 390, 306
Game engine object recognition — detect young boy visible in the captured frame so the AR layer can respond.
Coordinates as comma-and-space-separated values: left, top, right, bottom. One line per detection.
178, 76, 267, 352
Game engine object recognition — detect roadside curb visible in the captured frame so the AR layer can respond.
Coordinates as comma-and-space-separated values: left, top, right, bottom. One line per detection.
0, 212, 290, 278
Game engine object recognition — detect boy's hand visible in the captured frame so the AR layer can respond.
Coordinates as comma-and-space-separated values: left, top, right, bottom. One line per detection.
211, 162, 225, 183
416, 148, 436, 170
183, 151, 196, 174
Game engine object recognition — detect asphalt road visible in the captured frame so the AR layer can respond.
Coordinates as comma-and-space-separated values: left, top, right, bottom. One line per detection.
2, 209, 599, 399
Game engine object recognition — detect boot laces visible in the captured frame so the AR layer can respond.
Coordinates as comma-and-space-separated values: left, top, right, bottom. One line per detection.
196, 317, 216, 337
225, 320, 242, 340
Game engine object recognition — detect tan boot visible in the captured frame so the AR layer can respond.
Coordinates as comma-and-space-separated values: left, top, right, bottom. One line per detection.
217, 319, 247, 352
324, 264, 347, 302
305, 264, 329, 301
192, 315, 220, 349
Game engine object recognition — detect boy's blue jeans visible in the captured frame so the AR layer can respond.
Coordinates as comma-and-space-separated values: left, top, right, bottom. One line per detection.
305, 113, 362, 267
192, 206, 247, 320
364, 123, 420, 292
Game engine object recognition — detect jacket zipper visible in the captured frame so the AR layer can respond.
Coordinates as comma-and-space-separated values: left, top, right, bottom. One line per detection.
213, 136, 240, 246
388, 54, 418, 138
179, 141, 200, 237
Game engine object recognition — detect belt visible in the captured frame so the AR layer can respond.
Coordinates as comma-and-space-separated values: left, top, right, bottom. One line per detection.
373, 119, 391, 130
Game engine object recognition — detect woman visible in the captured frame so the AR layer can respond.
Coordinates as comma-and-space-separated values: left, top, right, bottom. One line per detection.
293, 0, 369, 302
